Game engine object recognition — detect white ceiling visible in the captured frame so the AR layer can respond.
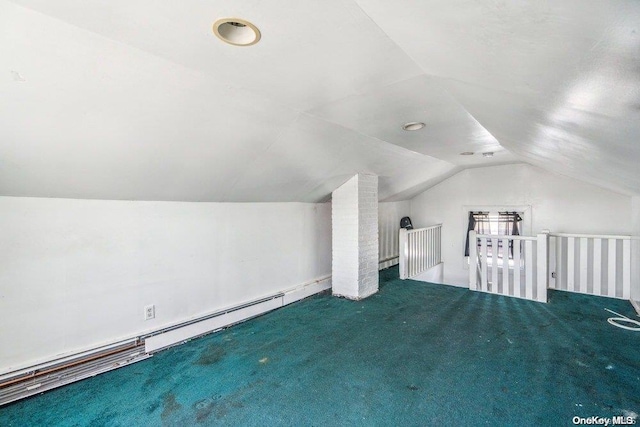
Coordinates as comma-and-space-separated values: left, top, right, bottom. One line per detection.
1, 0, 638, 202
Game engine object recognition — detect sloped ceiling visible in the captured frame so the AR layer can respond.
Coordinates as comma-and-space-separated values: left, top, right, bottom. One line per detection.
0, 0, 638, 202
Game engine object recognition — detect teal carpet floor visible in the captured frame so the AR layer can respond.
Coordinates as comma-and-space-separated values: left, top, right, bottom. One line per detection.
1, 267, 639, 426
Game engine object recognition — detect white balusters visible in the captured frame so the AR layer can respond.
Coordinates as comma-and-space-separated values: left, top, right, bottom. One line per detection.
525, 239, 534, 300
567, 237, 575, 292
550, 233, 631, 300
579, 238, 588, 294
480, 237, 488, 292
513, 239, 521, 298
399, 225, 442, 280
608, 239, 616, 297
536, 232, 548, 303
593, 238, 602, 295
469, 233, 544, 303
490, 238, 498, 292
622, 239, 631, 299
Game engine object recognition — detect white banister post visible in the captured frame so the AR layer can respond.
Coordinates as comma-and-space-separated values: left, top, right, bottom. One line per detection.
537, 231, 549, 302
469, 230, 478, 290
623, 238, 631, 299
399, 229, 408, 280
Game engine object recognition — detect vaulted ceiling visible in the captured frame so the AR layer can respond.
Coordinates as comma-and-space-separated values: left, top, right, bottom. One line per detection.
1, 0, 638, 202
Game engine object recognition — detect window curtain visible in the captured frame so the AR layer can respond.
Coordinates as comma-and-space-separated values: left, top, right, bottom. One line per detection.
498, 211, 522, 236
498, 212, 522, 258
464, 211, 489, 256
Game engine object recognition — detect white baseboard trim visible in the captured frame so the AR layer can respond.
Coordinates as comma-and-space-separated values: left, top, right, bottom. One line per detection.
144, 297, 283, 353
0, 275, 332, 402
145, 276, 331, 353
283, 277, 331, 305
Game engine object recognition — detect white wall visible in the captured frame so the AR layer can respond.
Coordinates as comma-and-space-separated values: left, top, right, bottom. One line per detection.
378, 201, 411, 269
0, 197, 331, 373
410, 164, 633, 286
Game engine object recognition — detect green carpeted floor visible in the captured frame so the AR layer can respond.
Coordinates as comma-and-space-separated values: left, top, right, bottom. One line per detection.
1, 267, 639, 426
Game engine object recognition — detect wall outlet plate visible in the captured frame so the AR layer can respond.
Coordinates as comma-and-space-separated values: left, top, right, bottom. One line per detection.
144, 304, 155, 320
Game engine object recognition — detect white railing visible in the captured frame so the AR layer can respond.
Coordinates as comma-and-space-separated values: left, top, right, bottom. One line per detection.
550, 233, 631, 299
399, 224, 442, 279
469, 231, 548, 302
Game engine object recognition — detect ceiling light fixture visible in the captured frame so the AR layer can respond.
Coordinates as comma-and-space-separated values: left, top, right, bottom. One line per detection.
460, 152, 474, 156
402, 122, 425, 131
213, 18, 261, 46
482, 152, 494, 157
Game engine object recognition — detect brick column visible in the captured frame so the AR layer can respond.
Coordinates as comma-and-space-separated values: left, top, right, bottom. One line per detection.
332, 174, 379, 300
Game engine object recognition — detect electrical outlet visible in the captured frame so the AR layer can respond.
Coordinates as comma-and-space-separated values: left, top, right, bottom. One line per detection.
144, 304, 155, 320
551, 272, 556, 279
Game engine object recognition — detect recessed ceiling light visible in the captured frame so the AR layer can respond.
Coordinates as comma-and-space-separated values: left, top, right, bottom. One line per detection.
482, 152, 494, 157
402, 122, 425, 131
460, 152, 474, 156
213, 18, 261, 46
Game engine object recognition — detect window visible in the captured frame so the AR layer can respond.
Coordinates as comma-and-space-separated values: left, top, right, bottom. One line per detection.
464, 211, 523, 258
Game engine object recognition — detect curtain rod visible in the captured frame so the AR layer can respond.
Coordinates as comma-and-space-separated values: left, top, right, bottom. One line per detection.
470, 211, 522, 216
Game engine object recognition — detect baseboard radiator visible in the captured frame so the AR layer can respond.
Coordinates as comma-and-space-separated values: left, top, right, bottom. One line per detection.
0, 340, 149, 406
0, 276, 331, 406
378, 255, 399, 270
143, 294, 284, 353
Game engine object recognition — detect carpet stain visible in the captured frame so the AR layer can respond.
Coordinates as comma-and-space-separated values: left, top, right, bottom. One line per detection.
161, 393, 182, 421
195, 344, 226, 366
193, 397, 216, 423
